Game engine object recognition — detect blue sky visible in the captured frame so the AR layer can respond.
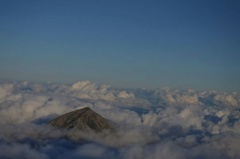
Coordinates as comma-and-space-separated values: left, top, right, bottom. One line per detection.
0, 0, 240, 91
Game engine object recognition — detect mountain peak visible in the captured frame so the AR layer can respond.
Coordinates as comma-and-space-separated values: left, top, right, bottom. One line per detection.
49, 107, 113, 132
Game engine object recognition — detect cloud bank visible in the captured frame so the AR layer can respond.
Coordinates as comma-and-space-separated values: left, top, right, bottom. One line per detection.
0, 80, 240, 159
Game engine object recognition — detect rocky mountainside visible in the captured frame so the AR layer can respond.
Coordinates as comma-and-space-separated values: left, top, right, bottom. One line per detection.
49, 107, 113, 132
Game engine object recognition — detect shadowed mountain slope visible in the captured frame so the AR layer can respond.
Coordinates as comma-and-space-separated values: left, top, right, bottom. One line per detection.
49, 107, 113, 132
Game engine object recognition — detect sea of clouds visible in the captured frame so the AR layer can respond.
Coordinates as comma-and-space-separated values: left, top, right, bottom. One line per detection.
0, 80, 240, 159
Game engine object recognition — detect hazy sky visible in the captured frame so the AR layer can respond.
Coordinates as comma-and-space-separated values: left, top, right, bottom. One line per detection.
0, 0, 240, 91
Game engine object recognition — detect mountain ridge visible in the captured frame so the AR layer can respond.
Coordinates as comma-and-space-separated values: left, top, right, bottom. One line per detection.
49, 107, 113, 132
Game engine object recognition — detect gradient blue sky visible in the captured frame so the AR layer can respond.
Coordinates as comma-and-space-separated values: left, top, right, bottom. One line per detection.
0, 0, 240, 91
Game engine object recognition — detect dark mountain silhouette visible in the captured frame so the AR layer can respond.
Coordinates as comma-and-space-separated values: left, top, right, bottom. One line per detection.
49, 107, 113, 132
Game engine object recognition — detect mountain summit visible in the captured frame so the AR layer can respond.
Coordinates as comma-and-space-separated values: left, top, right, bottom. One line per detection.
49, 107, 113, 132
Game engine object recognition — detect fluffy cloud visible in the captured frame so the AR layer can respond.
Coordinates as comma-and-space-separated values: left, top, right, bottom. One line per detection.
0, 80, 239, 159
0, 84, 14, 100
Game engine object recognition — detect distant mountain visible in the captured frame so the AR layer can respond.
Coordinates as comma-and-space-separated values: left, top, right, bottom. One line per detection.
49, 107, 113, 132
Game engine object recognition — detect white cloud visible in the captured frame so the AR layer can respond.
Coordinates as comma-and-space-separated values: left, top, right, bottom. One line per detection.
0, 84, 14, 100
0, 80, 239, 159
0, 143, 49, 159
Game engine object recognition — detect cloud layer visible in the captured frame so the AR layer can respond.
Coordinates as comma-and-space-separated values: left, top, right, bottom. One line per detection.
0, 81, 240, 159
